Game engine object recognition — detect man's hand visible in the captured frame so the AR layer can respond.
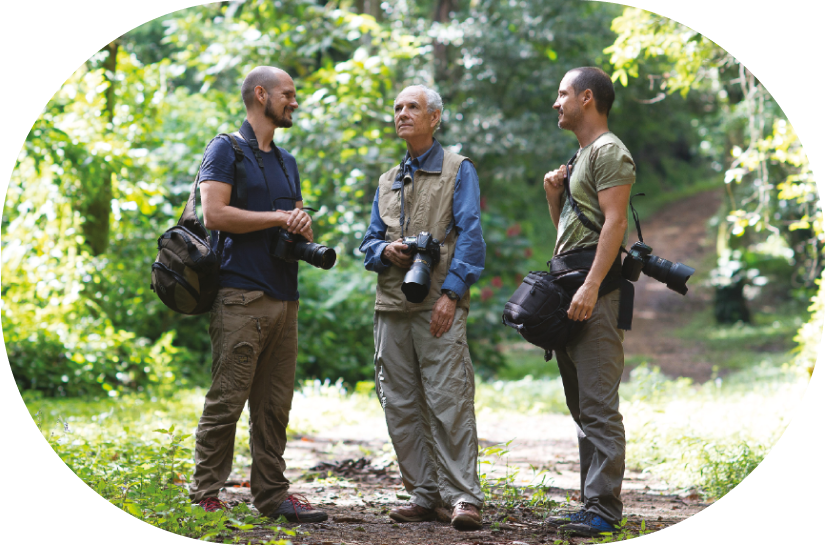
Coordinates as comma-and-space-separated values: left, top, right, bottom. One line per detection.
430, 294, 457, 337
567, 279, 599, 321
285, 208, 313, 242
543, 164, 567, 200
382, 239, 413, 269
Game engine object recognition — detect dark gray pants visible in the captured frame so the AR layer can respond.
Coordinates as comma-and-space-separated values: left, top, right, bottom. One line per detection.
556, 289, 625, 524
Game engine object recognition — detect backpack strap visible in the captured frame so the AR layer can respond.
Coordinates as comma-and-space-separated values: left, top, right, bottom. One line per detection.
177, 133, 249, 254
224, 134, 248, 209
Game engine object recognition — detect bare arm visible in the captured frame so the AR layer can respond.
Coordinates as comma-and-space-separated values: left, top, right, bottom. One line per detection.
200, 180, 313, 241
543, 164, 567, 228
566, 183, 631, 321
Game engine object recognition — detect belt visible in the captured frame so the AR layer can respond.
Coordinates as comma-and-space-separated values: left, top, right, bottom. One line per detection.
548, 247, 634, 331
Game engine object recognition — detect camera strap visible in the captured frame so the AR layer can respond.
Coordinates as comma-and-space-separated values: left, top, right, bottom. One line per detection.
629, 192, 646, 242
559, 150, 636, 330
563, 151, 603, 235
237, 120, 303, 210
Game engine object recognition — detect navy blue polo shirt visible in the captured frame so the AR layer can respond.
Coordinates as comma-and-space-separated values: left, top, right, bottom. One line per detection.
198, 134, 302, 300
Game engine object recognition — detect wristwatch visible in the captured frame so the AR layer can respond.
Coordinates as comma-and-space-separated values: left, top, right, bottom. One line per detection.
442, 289, 461, 301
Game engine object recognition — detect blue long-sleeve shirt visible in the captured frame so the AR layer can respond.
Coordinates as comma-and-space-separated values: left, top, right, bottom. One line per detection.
359, 141, 486, 298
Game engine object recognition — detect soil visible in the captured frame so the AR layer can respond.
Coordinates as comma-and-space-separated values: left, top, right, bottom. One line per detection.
622, 189, 723, 383
216, 191, 724, 544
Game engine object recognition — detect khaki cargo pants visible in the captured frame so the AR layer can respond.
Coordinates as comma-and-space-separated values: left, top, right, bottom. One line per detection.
189, 287, 298, 516
374, 307, 484, 509
555, 288, 626, 524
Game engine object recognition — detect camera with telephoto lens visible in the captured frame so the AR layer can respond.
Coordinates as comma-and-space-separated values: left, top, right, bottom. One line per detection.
621, 241, 695, 295
400, 231, 442, 303
270, 228, 337, 270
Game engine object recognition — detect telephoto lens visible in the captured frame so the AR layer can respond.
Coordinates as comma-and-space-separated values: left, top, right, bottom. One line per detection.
293, 240, 337, 270
402, 253, 436, 303
642, 255, 695, 295
400, 232, 441, 303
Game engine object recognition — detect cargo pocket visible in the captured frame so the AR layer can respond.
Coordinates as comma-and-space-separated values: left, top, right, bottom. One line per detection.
222, 290, 264, 307
219, 311, 262, 405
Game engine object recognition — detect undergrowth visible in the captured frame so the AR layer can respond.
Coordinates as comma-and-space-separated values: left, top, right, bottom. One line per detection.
23, 360, 807, 540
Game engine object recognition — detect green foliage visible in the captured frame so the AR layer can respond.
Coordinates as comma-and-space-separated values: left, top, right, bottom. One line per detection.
606, 5, 822, 334
6, 1, 816, 396
607, 9, 724, 95
27, 391, 305, 542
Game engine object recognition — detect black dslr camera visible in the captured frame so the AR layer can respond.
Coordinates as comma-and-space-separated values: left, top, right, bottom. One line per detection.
400, 231, 442, 303
271, 229, 337, 270
622, 241, 695, 295
619, 193, 695, 295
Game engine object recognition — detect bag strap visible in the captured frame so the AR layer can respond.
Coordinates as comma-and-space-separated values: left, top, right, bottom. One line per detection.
563, 151, 602, 235
177, 133, 248, 256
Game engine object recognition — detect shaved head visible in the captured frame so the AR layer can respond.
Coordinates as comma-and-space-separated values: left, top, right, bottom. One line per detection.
241, 66, 288, 108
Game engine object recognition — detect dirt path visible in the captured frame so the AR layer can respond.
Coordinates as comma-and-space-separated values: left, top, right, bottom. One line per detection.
219, 413, 709, 544
622, 190, 722, 382
217, 191, 724, 544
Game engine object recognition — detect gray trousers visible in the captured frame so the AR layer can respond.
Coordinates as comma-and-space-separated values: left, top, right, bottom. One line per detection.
374, 308, 484, 509
556, 288, 626, 524
189, 288, 298, 516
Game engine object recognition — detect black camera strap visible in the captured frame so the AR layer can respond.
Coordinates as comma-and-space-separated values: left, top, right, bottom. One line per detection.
563, 151, 603, 235
559, 149, 636, 331
629, 192, 646, 243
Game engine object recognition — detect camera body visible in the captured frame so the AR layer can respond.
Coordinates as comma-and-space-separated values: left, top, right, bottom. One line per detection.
400, 231, 442, 303
621, 241, 695, 295
270, 228, 337, 270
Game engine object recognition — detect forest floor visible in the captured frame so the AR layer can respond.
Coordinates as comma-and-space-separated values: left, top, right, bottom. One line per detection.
215, 190, 726, 544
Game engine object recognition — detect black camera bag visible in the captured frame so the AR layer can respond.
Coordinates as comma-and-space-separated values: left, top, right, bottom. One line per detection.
501, 149, 634, 360
502, 270, 588, 359
150, 134, 247, 315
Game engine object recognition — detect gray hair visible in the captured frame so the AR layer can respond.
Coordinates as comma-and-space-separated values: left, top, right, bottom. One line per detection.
397, 84, 443, 132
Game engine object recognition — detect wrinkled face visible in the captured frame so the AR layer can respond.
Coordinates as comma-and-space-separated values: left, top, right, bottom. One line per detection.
553, 72, 582, 131
394, 88, 439, 142
263, 76, 299, 128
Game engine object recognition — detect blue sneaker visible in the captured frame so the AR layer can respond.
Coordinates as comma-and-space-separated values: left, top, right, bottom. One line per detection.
559, 511, 618, 537
545, 508, 586, 527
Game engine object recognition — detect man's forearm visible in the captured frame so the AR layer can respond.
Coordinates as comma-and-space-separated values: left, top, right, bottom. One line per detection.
584, 216, 627, 288
547, 192, 564, 229
205, 205, 290, 234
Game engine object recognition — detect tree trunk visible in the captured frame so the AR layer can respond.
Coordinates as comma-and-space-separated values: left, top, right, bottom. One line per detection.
433, 0, 457, 84
81, 40, 117, 255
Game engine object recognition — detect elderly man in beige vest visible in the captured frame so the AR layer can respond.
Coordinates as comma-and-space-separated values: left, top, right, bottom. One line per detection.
359, 85, 486, 530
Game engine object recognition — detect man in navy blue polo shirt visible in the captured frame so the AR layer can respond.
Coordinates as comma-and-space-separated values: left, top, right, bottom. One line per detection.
188, 66, 326, 522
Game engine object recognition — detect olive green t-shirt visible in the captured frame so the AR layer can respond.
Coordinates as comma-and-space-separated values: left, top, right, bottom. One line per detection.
554, 132, 636, 256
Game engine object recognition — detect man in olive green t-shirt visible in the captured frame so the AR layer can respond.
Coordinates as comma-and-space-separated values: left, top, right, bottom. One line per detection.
541, 67, 635, 537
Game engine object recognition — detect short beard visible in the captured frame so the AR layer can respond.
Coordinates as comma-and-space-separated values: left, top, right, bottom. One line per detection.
264, 97, 293, 128
557, 107, 580, 131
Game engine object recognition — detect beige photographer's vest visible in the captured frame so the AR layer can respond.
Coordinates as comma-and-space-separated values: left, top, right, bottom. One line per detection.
374, 146, 472, 312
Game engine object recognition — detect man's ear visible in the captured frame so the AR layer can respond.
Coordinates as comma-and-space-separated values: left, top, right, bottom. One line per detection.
255, 85, 267, 106
581, 89, 594, 108
431, 109, 442, 130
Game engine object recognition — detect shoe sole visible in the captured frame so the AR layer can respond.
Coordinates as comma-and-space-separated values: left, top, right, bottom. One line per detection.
273, 512, 329, 523
389, 513, 436, 523
559, 523, 617, 537
451, 515, 482, 531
